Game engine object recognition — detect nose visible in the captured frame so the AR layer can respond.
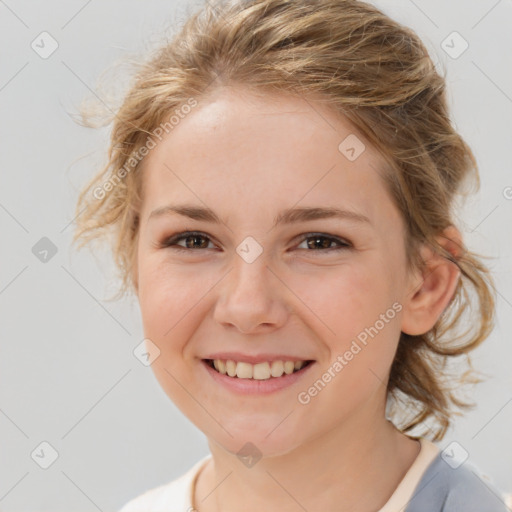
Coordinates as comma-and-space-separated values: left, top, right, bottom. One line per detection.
213, 254, 290, 334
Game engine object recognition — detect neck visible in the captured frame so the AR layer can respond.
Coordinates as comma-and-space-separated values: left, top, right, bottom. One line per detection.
194, 413, 420, 512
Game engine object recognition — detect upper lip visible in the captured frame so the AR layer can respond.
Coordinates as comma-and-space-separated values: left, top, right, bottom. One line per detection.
202, 352, 314, 364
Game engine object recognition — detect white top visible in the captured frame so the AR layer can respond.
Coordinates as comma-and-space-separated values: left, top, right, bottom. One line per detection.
119, 438, 440, 512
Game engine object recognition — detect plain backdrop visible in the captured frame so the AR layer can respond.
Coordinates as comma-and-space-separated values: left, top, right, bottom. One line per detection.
1, 0, 511, 510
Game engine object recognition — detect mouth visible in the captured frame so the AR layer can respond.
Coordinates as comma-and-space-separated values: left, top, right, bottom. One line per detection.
203, 358, 314, 380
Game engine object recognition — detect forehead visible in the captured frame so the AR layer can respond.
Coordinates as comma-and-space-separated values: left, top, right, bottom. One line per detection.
139, 86, 398, 229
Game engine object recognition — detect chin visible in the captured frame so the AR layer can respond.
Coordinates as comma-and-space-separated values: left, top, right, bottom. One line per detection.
207, 422, 307, 462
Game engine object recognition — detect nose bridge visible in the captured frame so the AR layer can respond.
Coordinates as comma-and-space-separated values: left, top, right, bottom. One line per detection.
213, 248, 288, 332
228, 248, 276, 305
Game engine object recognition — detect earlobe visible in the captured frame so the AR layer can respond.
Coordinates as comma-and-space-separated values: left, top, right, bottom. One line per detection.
130, 212, 141, 297
131, 252, 139, 297
400, 226, 463, 336
132, 268, 139, 296
133, 275, 139, 296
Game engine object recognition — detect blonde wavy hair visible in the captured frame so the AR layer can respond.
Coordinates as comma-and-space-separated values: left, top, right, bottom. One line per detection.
73, 0, 496, 440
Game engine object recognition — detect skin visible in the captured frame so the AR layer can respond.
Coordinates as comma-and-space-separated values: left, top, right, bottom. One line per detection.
132, 84, 462, 512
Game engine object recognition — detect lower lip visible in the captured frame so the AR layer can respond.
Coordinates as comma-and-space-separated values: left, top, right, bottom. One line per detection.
201, 360, 315, 395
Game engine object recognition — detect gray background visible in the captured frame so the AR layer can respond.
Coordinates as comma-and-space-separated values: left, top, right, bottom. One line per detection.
1, 0, 511, 510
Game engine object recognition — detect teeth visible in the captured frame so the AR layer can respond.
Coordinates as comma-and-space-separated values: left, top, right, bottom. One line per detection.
209, 359, 309, 379
253, 362, 271, 380
217, 360, 227, 375
283, 361, 295, 374
236, 362, 253, 379
270, 360, 284, 377
226, 360, 237, 377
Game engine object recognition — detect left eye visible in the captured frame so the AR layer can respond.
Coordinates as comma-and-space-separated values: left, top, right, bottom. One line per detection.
159, 231, 351, 253
296, 233, 351, 251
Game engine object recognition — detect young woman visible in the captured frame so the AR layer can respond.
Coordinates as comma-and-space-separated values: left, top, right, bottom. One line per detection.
73, 0, 510, 510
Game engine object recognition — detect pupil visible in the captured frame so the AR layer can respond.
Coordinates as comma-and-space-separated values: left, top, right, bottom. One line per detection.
308, 236, 329, 249
186, 235, 206, 248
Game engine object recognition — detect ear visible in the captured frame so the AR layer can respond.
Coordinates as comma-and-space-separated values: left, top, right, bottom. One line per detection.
401, 225, 463, 336
130, 210, 140, 297
130, 235, 139, 297
131, 247, 139, 296
131, 263, 139, 296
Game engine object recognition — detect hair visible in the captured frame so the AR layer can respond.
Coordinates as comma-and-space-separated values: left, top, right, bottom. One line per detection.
72, 0, 496, 440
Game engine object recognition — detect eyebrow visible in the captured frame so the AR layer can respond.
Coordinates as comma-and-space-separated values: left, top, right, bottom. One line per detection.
148, 204, 372, 228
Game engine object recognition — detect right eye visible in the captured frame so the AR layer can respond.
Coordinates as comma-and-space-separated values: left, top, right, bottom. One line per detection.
159, 231, 216, 252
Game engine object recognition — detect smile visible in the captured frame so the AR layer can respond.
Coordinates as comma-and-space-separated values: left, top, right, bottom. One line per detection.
204, 359, 314, 379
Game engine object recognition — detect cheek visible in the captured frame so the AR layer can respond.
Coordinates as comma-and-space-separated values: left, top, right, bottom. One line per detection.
289, 261, 402, 379
137, 259, 210, 351
287, 261, 386, 339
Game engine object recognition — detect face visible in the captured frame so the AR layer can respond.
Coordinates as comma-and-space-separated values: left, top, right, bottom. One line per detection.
134, 85, 414, 457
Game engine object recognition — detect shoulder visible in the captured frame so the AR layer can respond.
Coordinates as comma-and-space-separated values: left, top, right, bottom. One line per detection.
118, 455, 211, 512
406, 451, 510, 512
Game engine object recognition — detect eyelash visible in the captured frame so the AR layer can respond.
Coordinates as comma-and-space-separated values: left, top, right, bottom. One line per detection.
159, 231, 352, 254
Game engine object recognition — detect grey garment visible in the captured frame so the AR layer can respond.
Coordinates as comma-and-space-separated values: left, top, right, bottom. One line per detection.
405, 453, 509, 512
